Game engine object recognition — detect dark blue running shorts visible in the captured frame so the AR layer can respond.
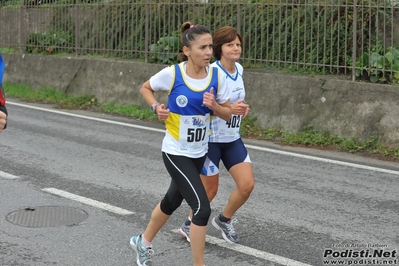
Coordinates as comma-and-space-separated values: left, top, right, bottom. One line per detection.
202, 138, 251, 176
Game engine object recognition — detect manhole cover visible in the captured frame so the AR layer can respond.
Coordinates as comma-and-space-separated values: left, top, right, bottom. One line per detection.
6, 206, 88, 228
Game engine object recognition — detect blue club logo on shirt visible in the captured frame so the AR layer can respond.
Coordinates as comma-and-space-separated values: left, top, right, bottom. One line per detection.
176, 95, 188, 107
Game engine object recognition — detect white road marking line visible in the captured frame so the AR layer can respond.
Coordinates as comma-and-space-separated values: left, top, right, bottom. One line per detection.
245, 144, 399, 176
8, 101, 399, 176
42, 187, 134, 215
206, 235, 313, 266
0, 170, 20, 179
172, 229, 313, 266
7, 101, 165, 133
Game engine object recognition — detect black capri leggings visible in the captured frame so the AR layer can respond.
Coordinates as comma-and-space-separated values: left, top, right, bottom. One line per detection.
160, 152, 211, 226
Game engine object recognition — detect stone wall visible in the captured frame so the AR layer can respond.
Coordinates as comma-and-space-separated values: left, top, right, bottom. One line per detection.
2, 54, 399, 147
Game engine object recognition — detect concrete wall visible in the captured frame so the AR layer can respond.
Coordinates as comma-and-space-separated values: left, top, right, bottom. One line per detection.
3, 54, 399, 147
0, 9, 55, 46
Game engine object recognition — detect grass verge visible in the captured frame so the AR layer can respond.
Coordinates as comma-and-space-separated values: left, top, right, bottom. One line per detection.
4, 82, 399, 162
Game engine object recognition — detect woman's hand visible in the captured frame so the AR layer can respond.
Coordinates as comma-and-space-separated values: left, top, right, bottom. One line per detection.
203, 87, 217, 110
231, 99, 249, 117
156, 104, 170, 121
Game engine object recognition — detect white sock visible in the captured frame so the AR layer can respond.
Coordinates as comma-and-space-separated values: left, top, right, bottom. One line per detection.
141, 234, 152, 247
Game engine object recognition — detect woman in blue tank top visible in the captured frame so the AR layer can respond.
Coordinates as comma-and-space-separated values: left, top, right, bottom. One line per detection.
178, 26, 254, 245
129, 22, 232, 266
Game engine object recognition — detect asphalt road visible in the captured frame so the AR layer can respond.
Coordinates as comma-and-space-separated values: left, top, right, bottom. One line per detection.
0, 100, 398, 266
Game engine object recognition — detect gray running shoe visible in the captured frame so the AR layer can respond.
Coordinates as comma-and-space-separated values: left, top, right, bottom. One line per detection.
178, 219, 191, 242
130, 235, 154, 266
211, 215, 239, 243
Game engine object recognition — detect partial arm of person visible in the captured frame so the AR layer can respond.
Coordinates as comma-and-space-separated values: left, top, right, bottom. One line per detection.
203, 87, 232, 121
211, 99, 232, 121
0, 110, 6, 132
140, 80, 169, 121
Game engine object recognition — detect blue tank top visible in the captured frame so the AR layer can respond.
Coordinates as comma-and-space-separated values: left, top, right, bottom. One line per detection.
167, 64, 218, 116
163, 64, 219, 155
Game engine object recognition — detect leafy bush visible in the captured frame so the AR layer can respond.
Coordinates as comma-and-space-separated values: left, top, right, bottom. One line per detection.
356, 46, 399, 83
149, 32, 180, 64
25, 30, 75, 54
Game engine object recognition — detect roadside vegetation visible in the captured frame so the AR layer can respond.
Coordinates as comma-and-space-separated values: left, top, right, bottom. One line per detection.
2, 0, 399, 84
5, 82, 399, 162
